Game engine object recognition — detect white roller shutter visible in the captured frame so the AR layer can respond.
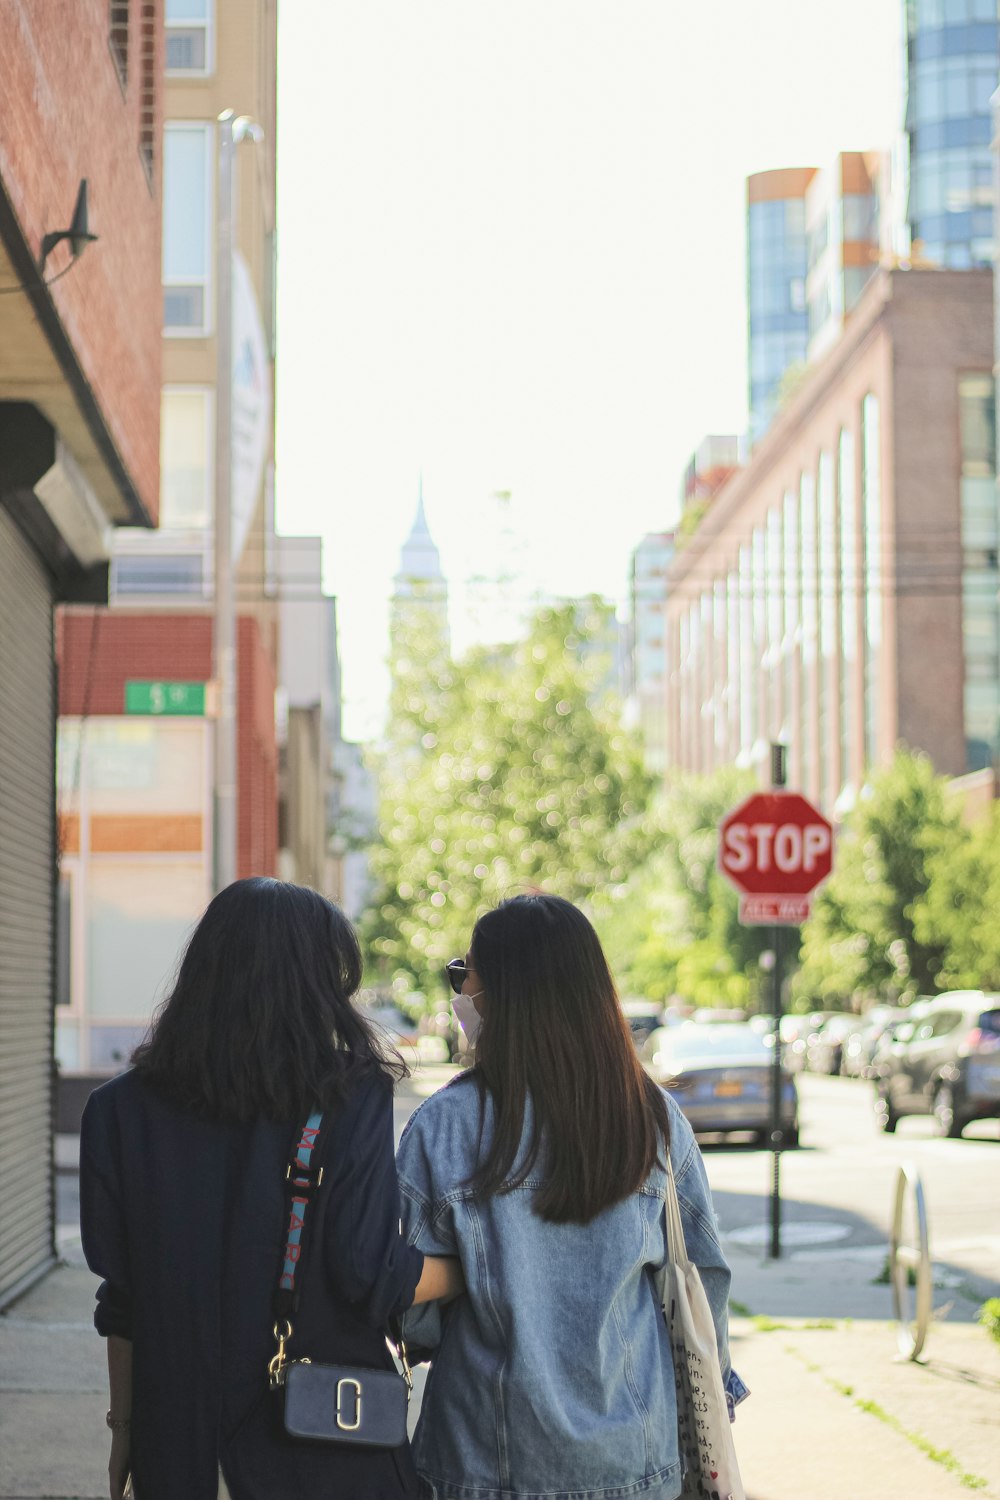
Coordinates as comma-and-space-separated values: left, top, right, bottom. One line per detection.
0, 505, 55, 1306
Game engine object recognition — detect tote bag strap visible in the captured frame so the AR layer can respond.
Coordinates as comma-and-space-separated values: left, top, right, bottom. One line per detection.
662, 1153, 692, 1272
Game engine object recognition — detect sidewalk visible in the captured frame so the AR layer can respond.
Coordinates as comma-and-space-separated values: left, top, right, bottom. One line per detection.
727, 1246, 1000, 1500
3, 1209, 999, 1497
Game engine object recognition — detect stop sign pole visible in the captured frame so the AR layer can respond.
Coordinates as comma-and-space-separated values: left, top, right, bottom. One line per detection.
717, 745, 834, 1259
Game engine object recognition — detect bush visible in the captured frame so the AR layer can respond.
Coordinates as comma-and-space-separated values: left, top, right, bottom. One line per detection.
978, 1298, 1000, 1345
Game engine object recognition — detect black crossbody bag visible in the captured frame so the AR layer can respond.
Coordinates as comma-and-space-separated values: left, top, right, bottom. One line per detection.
267, 1110, 413, 1447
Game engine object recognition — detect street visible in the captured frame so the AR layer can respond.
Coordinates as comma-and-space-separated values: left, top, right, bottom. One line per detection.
700, 1071, 1000, 1301
61, 1068, 999, 1303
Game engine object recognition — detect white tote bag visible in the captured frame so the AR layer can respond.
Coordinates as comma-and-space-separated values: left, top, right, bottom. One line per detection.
655, 1161, 746, 1500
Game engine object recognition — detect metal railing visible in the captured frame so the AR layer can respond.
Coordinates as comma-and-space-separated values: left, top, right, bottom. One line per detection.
888, 1161, 932, 1361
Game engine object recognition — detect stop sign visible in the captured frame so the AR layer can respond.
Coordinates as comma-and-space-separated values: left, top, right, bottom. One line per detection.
719, 792, 833, 896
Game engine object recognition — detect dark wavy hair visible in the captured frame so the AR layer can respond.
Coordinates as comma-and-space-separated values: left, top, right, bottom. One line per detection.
466, 892, 670, 1224
131, 878, 404, 1123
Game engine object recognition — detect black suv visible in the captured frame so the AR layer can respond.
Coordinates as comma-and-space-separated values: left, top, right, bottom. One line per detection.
873, 991, 1000, 1137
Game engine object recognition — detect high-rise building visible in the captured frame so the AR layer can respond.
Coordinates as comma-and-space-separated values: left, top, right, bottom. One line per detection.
0, 2, 164, 1307
806, 153, 885, 361
747, 169, 814, 444
903, 0, 998, 270
749, 155, 894, 444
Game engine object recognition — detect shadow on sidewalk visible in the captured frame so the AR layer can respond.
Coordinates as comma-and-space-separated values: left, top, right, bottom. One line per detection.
709, 1184, 998, 1323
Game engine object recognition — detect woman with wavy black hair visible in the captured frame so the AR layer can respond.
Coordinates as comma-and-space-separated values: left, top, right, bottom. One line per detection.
397, 892, 746, 1500
80, 877, 461, 1500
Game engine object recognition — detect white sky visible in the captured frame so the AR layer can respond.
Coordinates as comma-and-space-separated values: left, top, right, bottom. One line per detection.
275, 1, 902, 739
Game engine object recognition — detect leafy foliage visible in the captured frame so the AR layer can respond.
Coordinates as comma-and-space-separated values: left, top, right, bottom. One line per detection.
795, 751, 963, 1005
593, 768, 780, 1008
912, 803, 1000, 991
361, 598, 655, 1002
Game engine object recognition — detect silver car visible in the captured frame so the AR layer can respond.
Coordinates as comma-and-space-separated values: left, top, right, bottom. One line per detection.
645, 1022, 799, 1147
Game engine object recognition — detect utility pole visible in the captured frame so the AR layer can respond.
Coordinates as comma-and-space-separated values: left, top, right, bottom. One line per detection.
213, 110, 261, 893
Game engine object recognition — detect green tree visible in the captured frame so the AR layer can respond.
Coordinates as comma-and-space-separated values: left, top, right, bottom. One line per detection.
593, 768, 778, 1008
912, 803, 1000, 990
361, 599, 655, 1002
795, 750, 962, 1005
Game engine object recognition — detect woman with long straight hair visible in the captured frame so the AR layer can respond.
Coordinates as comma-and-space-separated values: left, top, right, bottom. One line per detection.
80, 878, 462, 1500
397, 892, 746, 1500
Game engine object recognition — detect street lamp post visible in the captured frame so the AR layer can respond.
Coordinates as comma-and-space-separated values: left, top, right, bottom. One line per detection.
213, 109, 262, 894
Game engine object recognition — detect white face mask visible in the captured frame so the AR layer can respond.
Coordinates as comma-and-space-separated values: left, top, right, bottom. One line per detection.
452, 991, 484, 1047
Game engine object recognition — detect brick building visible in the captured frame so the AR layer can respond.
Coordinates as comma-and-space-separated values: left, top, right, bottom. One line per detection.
666, 268, 997, 814
0, 1, 164, 1305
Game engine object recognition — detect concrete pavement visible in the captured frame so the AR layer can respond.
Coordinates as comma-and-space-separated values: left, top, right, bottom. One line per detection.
3, 1119, 998, 1498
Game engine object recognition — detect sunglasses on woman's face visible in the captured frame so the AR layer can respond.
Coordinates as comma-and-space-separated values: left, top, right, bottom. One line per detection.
446, 958, 474, 995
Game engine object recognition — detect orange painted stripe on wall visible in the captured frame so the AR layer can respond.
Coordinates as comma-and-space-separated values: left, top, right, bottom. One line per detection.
59, 815, 81, 854
89, 814, 204, 853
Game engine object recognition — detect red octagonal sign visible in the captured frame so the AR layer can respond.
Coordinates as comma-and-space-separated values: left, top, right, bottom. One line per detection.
719, 792, 833, 898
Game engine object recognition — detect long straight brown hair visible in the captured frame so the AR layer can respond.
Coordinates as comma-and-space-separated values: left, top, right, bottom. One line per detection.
467, 892, 670, 1224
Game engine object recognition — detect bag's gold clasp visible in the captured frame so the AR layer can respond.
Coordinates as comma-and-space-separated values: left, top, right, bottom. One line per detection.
268, 1319, 293, 1388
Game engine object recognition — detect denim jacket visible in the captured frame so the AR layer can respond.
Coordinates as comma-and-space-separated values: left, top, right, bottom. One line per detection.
397, 1075, 747, 1500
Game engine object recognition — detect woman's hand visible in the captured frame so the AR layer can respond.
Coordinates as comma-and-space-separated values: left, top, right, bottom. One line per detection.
108, 1428, 130, 1500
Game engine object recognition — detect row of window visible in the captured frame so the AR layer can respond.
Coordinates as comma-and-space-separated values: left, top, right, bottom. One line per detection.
910, 0, 998, 32
671, 400, 883, 805
919, 237, 994, 265
911, 19, 999, 60
910, 113, 993, 153
913, 207, 994, 244
909, 55, 999, 124
909, 146, 993, 218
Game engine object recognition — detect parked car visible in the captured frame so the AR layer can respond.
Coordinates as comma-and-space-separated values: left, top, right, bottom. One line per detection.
779, 1010, 838, 1072
872, 991, 1000, 1137
806, 1014, 865, 1075
644, 1022, 798, 1146
621, 998, 667, 1052
841, 1006, 908, 1078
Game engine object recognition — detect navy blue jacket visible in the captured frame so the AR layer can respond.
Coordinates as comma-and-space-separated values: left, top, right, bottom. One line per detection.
80, 1065, 423, 1500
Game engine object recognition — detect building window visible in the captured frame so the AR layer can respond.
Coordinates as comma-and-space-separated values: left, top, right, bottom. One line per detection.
109, 0, 129, 87
163, 123, 212, 335
166, 0, 214, 75
160, 388, 213, 529
752, 528, 767, 742
861, 394, 883, 766
766, 509, 784, 735
112, 552, 205, 597
727, 571, 740, 761
712, 579, 727, 762
838, 429, 857, 795
799, 475, 817, 786
738, 546, 754, 757
816, 450, 838, 809
959, 373, 999, 769
139, 2, 157, 183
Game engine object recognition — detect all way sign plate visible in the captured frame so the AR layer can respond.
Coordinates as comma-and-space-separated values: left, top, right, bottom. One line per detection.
738, 894, 812, 926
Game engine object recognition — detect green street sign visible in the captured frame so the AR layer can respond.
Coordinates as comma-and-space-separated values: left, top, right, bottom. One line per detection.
125, 680, 206, 716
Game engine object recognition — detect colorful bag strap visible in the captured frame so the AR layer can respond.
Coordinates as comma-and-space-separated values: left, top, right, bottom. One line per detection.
274, 1110, 324, 1318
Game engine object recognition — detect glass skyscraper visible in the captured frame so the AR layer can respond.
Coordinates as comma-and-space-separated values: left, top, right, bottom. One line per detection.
904, 0, 999, 268
747, 169, 814, 445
